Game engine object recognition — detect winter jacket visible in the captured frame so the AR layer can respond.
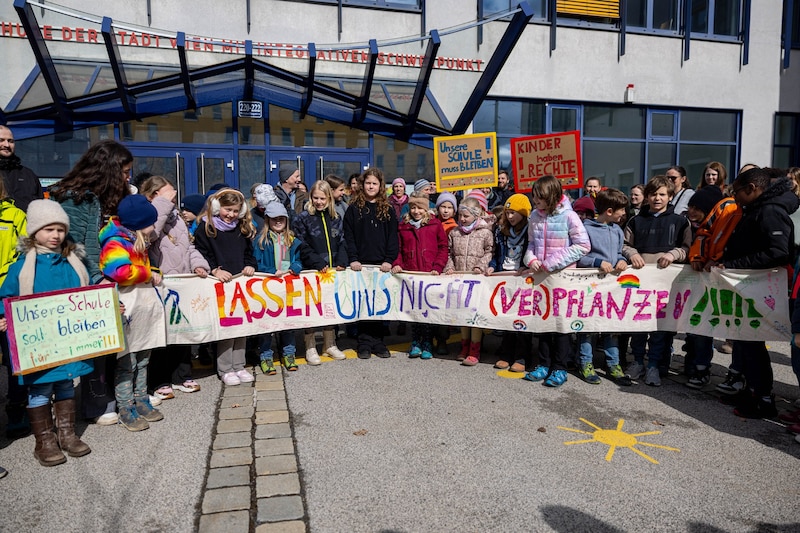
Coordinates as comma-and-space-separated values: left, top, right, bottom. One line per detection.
577, 219, 626, 268
489, 223, 529, 272
0, 160, 43, 212
99, 217, 154, 286
292, 210, 348, 270
439, 217, 457, 235
57, 191, 106, 283
0, 242, 93, 386
444, 218, 494, 272
622, 205, 692, 264
253, 234, 305, 274
0, 198, 26, 283
523, 195, 591, 272
343, 202, 399, 265
393, 218, 448, 273
688, 197, 741, 264
193, 220, 257, 274
723, 177, 799, 269
273, 185, 307, 222
148, 196, 209, 275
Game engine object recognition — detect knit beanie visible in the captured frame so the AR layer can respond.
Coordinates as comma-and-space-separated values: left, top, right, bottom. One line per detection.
687, 186, 723, 215
503, 194, 532, 218
117, 194, 158, 231
467, 189, 488, 212
26, 199, 70, 236
180, 194, 206, 216
279, 166, 296, 184
407, 196, 428, 211
572, 195, 596, 215
392, 177, 406, 189
414, 179, 432, 194
435, 191, 457, 211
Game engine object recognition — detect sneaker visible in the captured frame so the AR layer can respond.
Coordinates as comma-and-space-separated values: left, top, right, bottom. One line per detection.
376, 351, 391, 358
135, 399, 164, 422
149, 395, 163, 407
118, 407, 149, 432
716, 371, 746, 395
236, 369, 255, 383
686, 367, 710, 389
357, 350, 371, 360
580, 363, 601, 384
607, 365, 632, 386
260, 358, 276, 375
282, 354, 298, 371
222, 372, 241, 386
408, 341, 422, 358
734, 395, 778, 419
154, 386, 174, 400
324, 346, 347, 360
306, 348, 321, 366
94, 412, 119, 426
524, 365, 550, 382
173, 380, 201, 393
644, 366, 661, 386
544, 369, 568, 388
420, 342, 433, 360
625, 362, 645, 380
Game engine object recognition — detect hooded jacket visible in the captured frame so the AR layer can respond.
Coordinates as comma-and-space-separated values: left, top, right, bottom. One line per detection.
523, 195, 591, 272
0, 198, 26, 283
445, 218, 494, 272
723, 177, 799, 269
99, 217, 153, 286
393, 216, 448, 273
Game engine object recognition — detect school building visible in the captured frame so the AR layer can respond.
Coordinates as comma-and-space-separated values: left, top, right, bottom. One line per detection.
1, 0, 800, 195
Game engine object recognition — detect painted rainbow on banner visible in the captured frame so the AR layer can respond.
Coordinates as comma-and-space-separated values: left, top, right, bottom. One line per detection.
617, 274, 641, 288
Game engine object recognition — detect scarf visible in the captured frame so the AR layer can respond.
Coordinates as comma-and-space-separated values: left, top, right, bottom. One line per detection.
459, 219, 479, 234
0, 155, 22, 171
408, 218, 423, 229
202, 215, 238, 232
18, 244, 90, 296
503, 226, 526, 270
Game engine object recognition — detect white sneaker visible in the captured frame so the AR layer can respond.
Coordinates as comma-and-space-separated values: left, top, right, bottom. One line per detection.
94, 412, 119, 426
306, 347, 321, 365
644, 366, 661, 387
222, 372, 241, 386
324, 346, 346, 360
149, 395, 163, 407
235, 369, 254, 383
625, 362, 645, 380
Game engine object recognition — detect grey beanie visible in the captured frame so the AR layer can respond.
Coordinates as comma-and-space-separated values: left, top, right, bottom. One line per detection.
265, 202, 289, 219
279, 166, 297, 183
414, 179, 432, 194
26, 199, 70, 237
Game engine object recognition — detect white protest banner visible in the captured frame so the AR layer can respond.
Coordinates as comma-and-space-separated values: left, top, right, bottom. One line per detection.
157, 266, 790, 346
117, 284, 167, 357
4, 284, 124, 375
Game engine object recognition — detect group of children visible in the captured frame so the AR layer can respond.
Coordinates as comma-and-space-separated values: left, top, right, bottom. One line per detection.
4, 160, 800, 468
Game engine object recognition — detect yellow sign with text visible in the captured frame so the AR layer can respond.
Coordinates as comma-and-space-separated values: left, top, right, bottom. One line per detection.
434, 132, 498, 192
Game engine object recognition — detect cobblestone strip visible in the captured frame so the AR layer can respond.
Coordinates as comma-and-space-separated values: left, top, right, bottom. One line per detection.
198, 370, 307, 533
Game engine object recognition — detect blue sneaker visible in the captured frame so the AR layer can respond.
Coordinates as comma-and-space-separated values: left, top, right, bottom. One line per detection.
524, 365, 549, 382
408, 341, 422, 358
420, 342, 433, 360
544, 369, 568, 388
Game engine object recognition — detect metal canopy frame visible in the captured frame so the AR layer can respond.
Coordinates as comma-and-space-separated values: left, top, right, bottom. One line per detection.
5, 0, 533, 144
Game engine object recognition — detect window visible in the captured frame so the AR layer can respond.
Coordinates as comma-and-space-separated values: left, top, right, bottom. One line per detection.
481, 0, 547, 19
790, 0, 800, 48
626, 0, 680, 32
691, 0, 741, 39
774, 114, 799, 168
285, 0, 421, 11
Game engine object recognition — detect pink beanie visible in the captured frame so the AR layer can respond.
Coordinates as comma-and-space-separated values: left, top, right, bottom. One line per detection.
392, 177, 406, 188
467, 189, 488, 212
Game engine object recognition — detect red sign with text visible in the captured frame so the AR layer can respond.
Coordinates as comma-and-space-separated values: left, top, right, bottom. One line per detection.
511, 131, 582, 192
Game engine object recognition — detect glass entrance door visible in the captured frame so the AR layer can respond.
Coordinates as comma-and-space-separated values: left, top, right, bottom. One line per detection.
270, 152, 369, 186
131, 148, 235, 198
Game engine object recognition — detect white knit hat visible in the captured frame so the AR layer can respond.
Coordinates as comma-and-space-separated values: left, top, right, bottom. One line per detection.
26, 199, 70, 237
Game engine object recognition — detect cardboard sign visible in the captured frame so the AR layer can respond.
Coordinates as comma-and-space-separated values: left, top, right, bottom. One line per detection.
434, 132, 498, 192
511, 131, 582, 192
4, 284, 124, 376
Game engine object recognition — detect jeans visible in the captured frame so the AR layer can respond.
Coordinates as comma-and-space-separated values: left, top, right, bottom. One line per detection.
578, 333, 620, 367
115, 350, 152, 409
630, 331, 670, 368
28, 380, 74, 408
259, 331, 296, 360
691, 335, 714, 368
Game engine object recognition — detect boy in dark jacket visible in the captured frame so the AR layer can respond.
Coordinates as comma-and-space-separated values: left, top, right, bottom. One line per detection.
720, 167, 799, 418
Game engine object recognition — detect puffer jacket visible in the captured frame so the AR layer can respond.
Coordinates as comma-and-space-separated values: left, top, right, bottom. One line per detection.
0, 198, 26, 284
99, 217, 153, 286
523, 195, 590, 272
393, 217, 448, 273
292, 209, 348, 270
444, 218, 494, 272
57, 191, 105, 283
148, 196, 209, 275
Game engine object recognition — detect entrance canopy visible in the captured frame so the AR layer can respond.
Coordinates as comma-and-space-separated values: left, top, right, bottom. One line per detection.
3, 0, 533, 144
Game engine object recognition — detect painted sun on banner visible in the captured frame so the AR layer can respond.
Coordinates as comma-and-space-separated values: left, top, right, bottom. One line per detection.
434, 132, 498, 192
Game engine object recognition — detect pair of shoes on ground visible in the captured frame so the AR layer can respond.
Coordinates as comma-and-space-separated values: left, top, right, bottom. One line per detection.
494, 360, 526, 372
625, 362, 661, 386
733, 394, 778, 419
523, 366, 568, 388
358, 350, 391, 359
222, 369, 255, 386
686, 367, 711, 389
173, 380, 201, 393
407, 341, 433, 360
716, 370, 746, 395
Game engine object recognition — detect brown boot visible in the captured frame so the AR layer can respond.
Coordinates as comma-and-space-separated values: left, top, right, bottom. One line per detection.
53, 399, 91, 457
27, 404, 66, 467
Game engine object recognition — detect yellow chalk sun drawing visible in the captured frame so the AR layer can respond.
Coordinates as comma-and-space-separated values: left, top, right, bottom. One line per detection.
558, 418, 680, 464
318, 270, 336, 284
